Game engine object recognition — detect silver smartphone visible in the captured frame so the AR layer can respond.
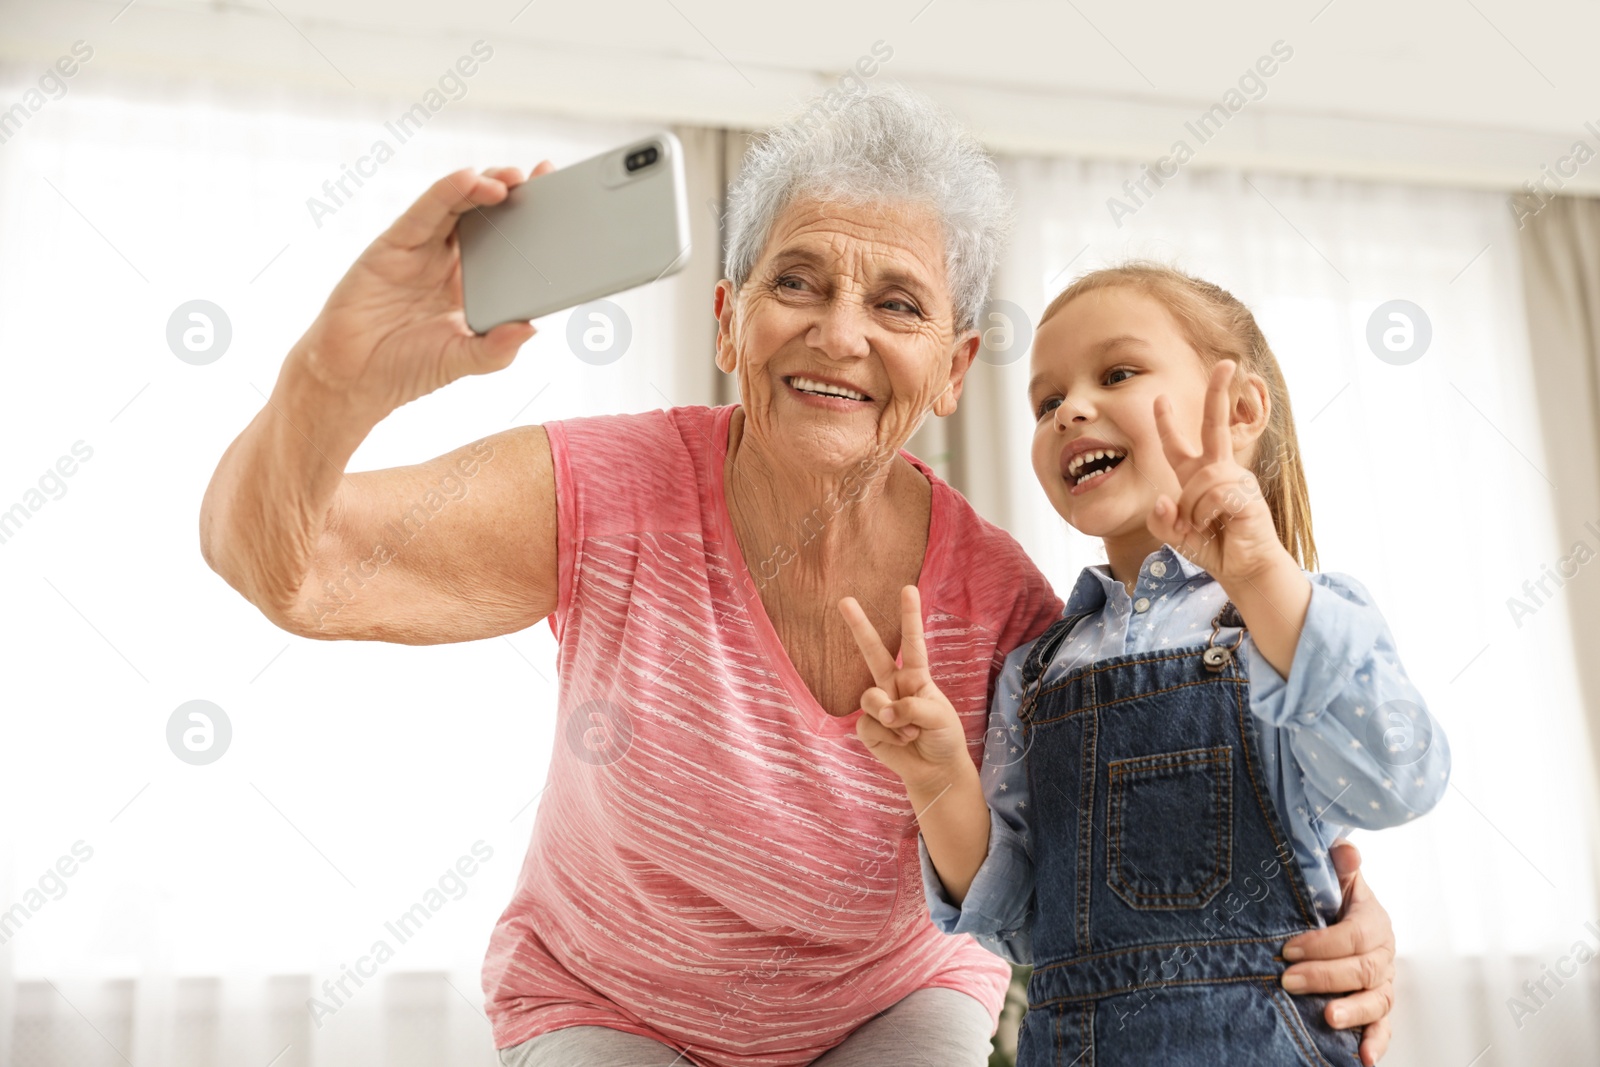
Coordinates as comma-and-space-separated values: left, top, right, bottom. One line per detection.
458, 131, 691, 334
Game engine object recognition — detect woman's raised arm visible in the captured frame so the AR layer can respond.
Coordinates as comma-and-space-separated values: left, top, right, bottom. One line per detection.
199, 166, 560, 644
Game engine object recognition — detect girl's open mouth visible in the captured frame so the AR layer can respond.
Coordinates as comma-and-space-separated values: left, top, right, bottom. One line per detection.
1066, 448, 1126, 496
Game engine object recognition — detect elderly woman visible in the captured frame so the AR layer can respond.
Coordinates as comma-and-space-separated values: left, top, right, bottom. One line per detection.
199, 87, 1398, 1066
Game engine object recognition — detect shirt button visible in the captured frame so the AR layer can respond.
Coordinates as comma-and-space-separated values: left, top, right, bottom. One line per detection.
1150, 561, 1167, 578
1133, 597, 1151, 613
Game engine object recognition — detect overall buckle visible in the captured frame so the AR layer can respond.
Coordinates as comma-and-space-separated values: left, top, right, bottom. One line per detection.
1202, 601, 1246, 673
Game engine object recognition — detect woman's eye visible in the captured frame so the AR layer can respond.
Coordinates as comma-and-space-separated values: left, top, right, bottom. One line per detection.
775, 274, 807, 291
882, 298, 922, 316
1035, 396, 1062, 420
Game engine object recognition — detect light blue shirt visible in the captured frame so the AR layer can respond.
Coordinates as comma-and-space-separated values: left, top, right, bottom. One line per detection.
919, 544, 1451, 966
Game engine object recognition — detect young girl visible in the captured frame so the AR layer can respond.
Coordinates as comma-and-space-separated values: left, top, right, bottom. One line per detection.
840, 264, 1449, 1066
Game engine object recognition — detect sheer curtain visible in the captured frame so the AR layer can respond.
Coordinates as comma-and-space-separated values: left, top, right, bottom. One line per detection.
939, 155, 1600, 1065
0, 67, 726, 1066
1519, 197, 1600, 789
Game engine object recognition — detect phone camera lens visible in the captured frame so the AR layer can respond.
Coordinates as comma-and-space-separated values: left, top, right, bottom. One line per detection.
625, 145, 660, 172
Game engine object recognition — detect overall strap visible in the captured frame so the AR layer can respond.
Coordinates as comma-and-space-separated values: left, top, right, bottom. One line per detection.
1017, 609, 1097, 723
1019, 597, 1248, 716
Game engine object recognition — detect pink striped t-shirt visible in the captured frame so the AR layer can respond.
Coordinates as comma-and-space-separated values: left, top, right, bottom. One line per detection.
481, 404, 1063, 1067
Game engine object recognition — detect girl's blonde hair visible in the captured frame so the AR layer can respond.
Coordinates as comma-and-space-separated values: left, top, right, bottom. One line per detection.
1038, 262, 1318, 572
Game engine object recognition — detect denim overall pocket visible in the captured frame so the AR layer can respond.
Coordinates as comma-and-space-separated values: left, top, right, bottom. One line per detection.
1105, 746, 1233, 910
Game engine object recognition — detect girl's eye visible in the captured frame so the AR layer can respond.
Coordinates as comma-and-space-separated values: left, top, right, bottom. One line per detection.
1035, 396, 1062, 420
1105, 367, 1135, 385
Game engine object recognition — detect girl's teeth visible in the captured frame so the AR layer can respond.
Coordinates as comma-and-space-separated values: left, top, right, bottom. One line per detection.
1075, 466, 1113, 486
1068, 448, 1125, 477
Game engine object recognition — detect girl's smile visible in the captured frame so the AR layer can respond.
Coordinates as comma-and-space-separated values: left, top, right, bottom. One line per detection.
1059, 437, 1130, 495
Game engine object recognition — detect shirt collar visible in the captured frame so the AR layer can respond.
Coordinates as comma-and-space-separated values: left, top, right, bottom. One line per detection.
1062, 543, 1210, 617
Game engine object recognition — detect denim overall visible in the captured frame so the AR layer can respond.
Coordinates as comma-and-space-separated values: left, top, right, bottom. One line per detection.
1013, 595, 1363, 1067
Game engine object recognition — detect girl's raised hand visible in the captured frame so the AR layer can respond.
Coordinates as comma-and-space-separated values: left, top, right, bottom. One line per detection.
839, 586, 971, 795
1146, 359, 1286, 583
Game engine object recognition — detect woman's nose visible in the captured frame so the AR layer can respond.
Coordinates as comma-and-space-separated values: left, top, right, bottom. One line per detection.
807, 299, 872, 361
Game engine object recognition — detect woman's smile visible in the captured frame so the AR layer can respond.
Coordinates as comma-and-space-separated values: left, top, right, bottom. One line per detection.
783, 372, 876, 409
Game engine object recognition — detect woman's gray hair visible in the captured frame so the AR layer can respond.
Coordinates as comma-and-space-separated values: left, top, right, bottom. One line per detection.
722, 84, 1012, 334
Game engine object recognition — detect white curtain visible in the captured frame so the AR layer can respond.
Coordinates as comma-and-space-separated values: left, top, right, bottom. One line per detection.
0, 65, 725, 1066
940, 154, 1600, 1066
1518, 196, 1600, 791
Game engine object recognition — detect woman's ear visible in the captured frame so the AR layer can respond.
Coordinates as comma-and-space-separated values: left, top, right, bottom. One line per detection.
713, 279, 738, 374
936, 329, 981, 417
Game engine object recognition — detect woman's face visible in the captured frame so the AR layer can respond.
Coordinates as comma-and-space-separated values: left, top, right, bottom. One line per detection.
715, 195, 978, 475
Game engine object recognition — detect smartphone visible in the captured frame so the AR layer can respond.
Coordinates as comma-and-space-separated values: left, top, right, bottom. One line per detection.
458, 131, 691, 334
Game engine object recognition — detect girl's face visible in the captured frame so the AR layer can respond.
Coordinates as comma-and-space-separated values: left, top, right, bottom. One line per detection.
1027, 286, 1218, 540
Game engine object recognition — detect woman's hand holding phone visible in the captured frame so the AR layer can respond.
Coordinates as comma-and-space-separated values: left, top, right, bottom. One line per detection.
293, 163, 553, 421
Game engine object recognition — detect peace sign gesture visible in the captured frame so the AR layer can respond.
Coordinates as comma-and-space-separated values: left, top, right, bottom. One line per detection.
1145, 359, 1286, 584
838, 586, 971, 794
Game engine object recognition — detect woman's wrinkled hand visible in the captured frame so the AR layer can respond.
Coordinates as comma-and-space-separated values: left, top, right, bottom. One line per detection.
1280, 840, 1397, 1065
296, 162, 555, 419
